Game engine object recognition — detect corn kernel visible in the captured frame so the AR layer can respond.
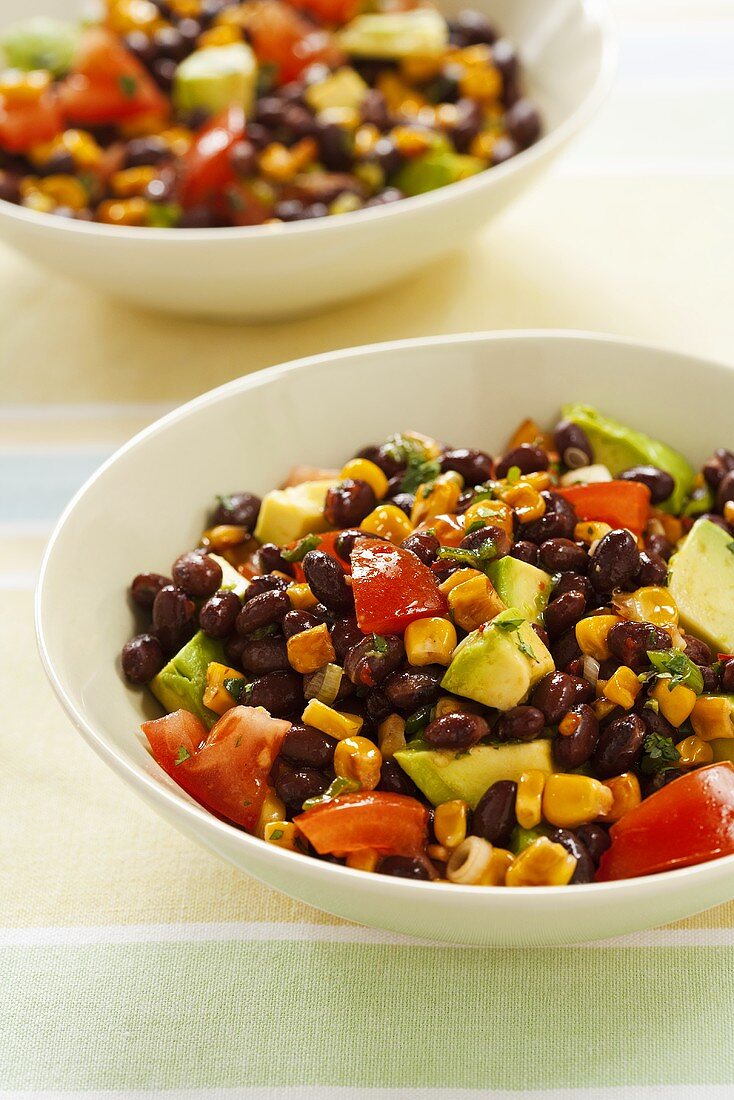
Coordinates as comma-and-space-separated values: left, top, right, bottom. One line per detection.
505, 837, 576, 887
459, 64, 502, 102
287, 582, 318, 611
651, 509, 683, 544
427, 843, 451, 863
340, 457, 389, 500
446, 836, 494, 884
502, 483, 546, 524
302, 699, 363, 740
434, 799, 468, 849
400, 55, 444, 82
411, 472, 463, 526
158, 126, 194, 157
457, 44, 494, 67
346, 848, 379, 872
287, 623, 336, 675
603, 666, 642, 710
257, 789, 286, 837
377, 714, 406, 758
520, 471, 553, 492
334, 736, 382, 790
31, 129, 103, 171
264, 821, 300, 850
402, 431, 442, 460
377, 71, 426, 114
21, 190, 54, 214
354, 123, 380, 158
0, 68, 51, 105
650, 680, 697, 727
690, 695, 734, 742
613, 586, 679, 628
601, 772, 642, 820
433, 694, 478, 718
438, 567, 483, 596
97, 197, 150, 226
36, 174, 89, 211
506, 417, 548, 450
404, 617, 457, 667
107, 0, 164, 34
390, 125, 434, 157
329, 192, 362, 216
485, 846, 514, 886
360, 503, 413, 542
111, 165, 157, 198
200, 524, 249, 550
676, 734, 714, 767
575, 521, 612, 546
542, 773, 614, 828
469, 130, 497, 160
448, 574, 506, 632
593, 698, 619, 722
198, 22, 242, 46
463, 498, 513, 537
516, 769, 546, 829
575, 615, 621, 661
260, 139, 317, 184
169, 0, 200, 15
724, 501, 734, 526
203, 661, 244, 715
435, 103, 459, 129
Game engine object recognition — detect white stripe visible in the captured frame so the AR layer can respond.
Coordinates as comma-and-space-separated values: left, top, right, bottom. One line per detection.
2, 1087, 733, 1100
2, 920, 734, 949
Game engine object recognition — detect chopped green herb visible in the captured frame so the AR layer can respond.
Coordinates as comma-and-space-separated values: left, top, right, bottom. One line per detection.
281, 533, 321, 562
302, 775, 360, 810
249, 623, 279, 640
270, 829, 284, 840
436, 535, 500, 575
647, 649, 704, 694
506, 465, 521, 484
497, 617, 524, 631
146, 202, 182, 229
226, 184, 246, 211
224, 676, 251, 702
515, 634, 536, 661
728, 542, 734, 556
405, 704, 433, 736
401, 455, 441, 495
371, 634, 389, 656
174, 745, 191, 765
465, 518, 486, 534
118, 74, 137, 98
644, 698, 660, 714
640, 732, 681, 775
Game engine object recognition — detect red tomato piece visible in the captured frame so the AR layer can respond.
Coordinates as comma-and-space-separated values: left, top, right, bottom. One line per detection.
294, 791, 429, 855
597, 762, 734, 881
142, 709, 206, 775
58, 28, 168, 125
291, 0, 359, 24
555, 480, 651, 534
351, 537, 446, 634
178, 105, 245, 209
248, 1, 343, 84
288, 530, 349, 583
0, 92, 63, 154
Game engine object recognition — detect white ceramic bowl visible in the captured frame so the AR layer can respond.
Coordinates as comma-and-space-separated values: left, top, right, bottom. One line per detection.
0, 0, 615, 320
37, 331, 734, 946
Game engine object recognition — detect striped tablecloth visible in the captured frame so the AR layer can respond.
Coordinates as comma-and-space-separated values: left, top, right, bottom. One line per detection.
4, 2, 734, 1095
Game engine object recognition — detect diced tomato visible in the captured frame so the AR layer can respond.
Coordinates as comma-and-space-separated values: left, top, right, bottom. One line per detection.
248, 1, 343, 84
555, 480, 651, 534
58, 28, 168, 125
294, 791, 429, 855
222, 180, 272, 227
597, 763, 734, 881
142, 709, 206, 775
288, 530, 350, 583
291, 0, 360, 25
0, 92, 63, 154
143, 705, 290, 831
178, 105, 245, 209
351, 537, 446, 634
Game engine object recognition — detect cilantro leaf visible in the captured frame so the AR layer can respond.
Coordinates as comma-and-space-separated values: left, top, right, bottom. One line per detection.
118, 75, 138, 99
728, 542, 734, 556
401, 455, 441, 495
224, 677, 251, 702
647, 649, 704, 694
270, 828, 284, 840
497, 617, 524, 631
370, 634, 388, 656
436, 535, 501, 575
281, 534, 321, 562
506, 465, 521, 484
174, 745, 191, 765
405, 704, 433, 736
302, 775, 360, 811
640, 732, 681, 775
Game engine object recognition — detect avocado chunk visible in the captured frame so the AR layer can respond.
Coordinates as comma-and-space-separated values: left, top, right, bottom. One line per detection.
712, 737, 734, 764
511, 824, 551, 854
394, 150, 483, 196
209, 553, 249, 597
395, 739, 554, 809
150, 631, 226, 728
441, 607, 555, 711
1, 17, 79, 76
338, 9, 448, 59
486, 557, 552, 625
305, 67, 368, 113
668, 518, 734, 653
561, 403, 695, 514
254, 478, 337, 547
173, 43, 258, 115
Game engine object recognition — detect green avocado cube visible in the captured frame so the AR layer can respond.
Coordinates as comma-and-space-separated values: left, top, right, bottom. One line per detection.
561, 403, 695, 514
668, 519, 734, 653
338, 9, 447, 59
1, 17, 79, 76
150, 631, 226, 729
209, 553, 249, 596
394, 150, 483, 196
395, 739, 554, 809
173, 43, 258, 116
254, 479, 337, 548
305, 67, 368, 113
486, 557, 552, 625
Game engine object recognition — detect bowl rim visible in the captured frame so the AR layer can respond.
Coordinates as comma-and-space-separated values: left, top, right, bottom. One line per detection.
1, 0, 617, 243
35, 328, 734, 902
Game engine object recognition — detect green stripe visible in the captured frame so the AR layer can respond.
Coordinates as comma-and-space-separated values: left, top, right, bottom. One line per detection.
4, 942, 734, 1090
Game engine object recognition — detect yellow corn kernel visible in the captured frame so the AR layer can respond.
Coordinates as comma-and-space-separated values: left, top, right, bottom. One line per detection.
36, 174, 88, 211
601, 772, 642, 821
97, 198, 150, 226
457, 44, 494, 67
649, 680, 697, 727
287, 582, 318, 611
203, 662, 244, 715
107, 0, 164, 34
200, 524, 249, 551
485, 846, 514, 886
111, 165, 157, 198
400, 54, 444, 82
404, 617, 457, 667
652, 509, 683, 544
502, 483, 546, 524
676, 734, 714, 767
459, 64, 502, 103
329, 191, 362, 217
469, 130, 497, 161
31, 128, 103, 171
169, 0, 200, 15
438, 567, 483, 596
516, 769, 546, 829
403, 432, 443, 460
463, 498, 513, 537
434, 102, 459, 129
575, 615, 621, 661
690, 695, 734, 742
0, 68, 51, 105
446, 836, 494, 884
256, 789, 286, 837
434, 800, 468, 850
575, 520, 612, 546
264, 821, 300, 850
353, 123, 380, 158
334, 736, 382, 791
506, 417, 547, 450
198, 22, 242, 46
603, 666, 642, 710
613, 586, 679, 628
593, 698, 618, 722
542, 773, 614, 829
260, 138, 317, 184
390, 125, 434, 157
411, 472, 463, 526
287, 623, 336, 675
21, 189, 54, 214
377, 714, 406, 759
724, 501, 734, 526
433, 694, 478, 719
427, 843, 452, 863
448, 574, 506, 632
158, 126, 194, 156
340, 458, 389, 500
346, 848, 379, 872
360, 503, 413, 542
377, 71, 426, 114
505, 837, 577, 887
521, 471, 553, 492
302, 699, 364, 740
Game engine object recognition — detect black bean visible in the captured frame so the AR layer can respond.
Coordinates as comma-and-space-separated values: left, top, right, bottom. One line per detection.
357, 444, 403, 480
472, 781, 517, 846
244, 574, 289, 602
372, 136, 402, 177
364, 187, 404, 209
496, 443, 549, 479
532, 623, 551, 650
283, 609, 320, 639
681, 633, 714, 666
121, 633, 165, 684
606, 621, 669, 671
552, 704, 599, 770
152, 585, 196, 653
530, 671, 593, 725
360, 88, 391, 129
124, 136, 170, 168
549, 828, 595, 884
618, 465, 674, 505
721, 658, 734, 693
384, 667, 443, 712
199, 590, 241, 638
378, 855, 431, 880
496, 705, 545, 742
703, 448, 734, 490
236, 589, 290, 635
324, 479, 376, 527
364, 688, 391, 725
151, 56, 177, 90
553, 419, 592, 469
639, 704, 677, 742
551, 572, 592, 604
505, 98, 541, 148
229, 138, 258, 176
593, 713, 646, 778
589, 530, 640, 595
510, 540, 538, 566
646, 532, 673, 560
523, 492, 577, 543
223, 634, 245, 670
390, 492, 415, 516
258, 543, 295, 577
272, 759, 328, 811
302, 551, 353, 612
440, 447, 494, 485
401, 531, 440, 566
153, 25, 187, 59
172, 551, 222, 598
716, 470, 734, 511
448, 9, 496, 46
377, 758, 421, 798
636, 549, 668, 587
491, 38, 517, 83
344, 634, 404, 688
575, 823, 611, 867
544, 590, 587, 641
539, 538, 588, 574
451, 97, 483, 152
330, 615, 363, 660
551, 629, 583, 672
316, 120, 352, 171
490, 136, 518, 166
459, 525, 511, 560
424, 712, 489, 750
700, 665, 719, 693
130, 571, 171, 611
241, 635, 290, 675
335, 527, 380, 561
248, 670, 304, 717
642, 768, 686, 798
281, 724, 337, 770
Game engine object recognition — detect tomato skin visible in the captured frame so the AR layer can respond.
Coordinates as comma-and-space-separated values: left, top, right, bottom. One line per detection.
291, 0, 359, 23
0, 93, 63, 154
58, 28, 167, 125
555, 481, 651, 534
142, 709, 207, 775
294, 791, 429, 855
178, 106, 245, 209
597, 763, 734, 881
351, 537, 446, 635
248, 1, 343, 84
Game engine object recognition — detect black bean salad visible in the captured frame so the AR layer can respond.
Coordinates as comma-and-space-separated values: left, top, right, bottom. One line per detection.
125, 406, 734, 885
0, 2, 540, 227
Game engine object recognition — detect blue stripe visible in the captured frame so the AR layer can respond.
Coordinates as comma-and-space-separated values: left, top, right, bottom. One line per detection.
0, 449, 113, 524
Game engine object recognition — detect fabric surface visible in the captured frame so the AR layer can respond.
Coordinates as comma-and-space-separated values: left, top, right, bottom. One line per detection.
3, 1, 734, 1094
